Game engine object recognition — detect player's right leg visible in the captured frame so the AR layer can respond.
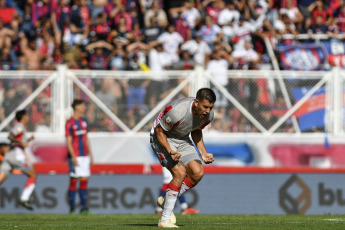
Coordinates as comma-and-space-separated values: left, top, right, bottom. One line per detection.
19, 162, 37, 210
68, 177, 78, 214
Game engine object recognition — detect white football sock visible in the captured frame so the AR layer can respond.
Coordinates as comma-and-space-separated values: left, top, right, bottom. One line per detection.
161, 188, 179, 221
21, 183, 35, 201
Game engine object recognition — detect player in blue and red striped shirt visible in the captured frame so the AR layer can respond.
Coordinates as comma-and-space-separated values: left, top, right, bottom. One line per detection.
65, 99, 93, 214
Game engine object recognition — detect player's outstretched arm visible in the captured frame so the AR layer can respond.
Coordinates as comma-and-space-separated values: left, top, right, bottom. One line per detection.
191, 129, 214, 164
155, 124, 181, 162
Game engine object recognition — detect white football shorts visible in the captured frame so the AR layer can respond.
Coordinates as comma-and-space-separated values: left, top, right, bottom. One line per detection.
68, 156, 91, 178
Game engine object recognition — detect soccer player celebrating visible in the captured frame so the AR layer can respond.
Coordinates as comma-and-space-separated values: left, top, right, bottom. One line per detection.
7, 109, 36, 210
65, 99, 94, 214
150, 88, 216, 228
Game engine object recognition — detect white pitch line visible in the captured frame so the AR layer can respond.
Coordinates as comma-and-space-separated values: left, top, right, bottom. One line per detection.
323, 218, 345, 222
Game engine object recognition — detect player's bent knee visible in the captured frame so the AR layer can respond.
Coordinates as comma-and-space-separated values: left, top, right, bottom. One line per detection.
189, 165, 204, 182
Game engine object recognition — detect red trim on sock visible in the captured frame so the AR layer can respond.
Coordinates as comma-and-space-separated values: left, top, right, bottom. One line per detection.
162, 183, 169, 192
167, 182, 181, 192
69, 178, 77, 191
79, 179, 88, 190
183, 176, 195, 188
25, 177, 36, 187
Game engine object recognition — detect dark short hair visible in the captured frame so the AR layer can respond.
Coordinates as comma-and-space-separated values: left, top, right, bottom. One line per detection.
71, 99, 85, 110
15, 109, 27, 122
196, 88, 216, 103
0, 141, 10, 148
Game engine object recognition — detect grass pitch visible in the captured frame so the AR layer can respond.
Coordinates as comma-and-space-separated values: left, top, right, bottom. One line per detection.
0, 214, 345, 229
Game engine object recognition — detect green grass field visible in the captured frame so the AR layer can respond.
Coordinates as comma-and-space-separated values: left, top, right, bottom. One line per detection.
0, 214, 345, 229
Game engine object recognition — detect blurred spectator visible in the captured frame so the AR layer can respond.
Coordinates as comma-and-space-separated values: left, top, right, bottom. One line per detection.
259, 105, 278, 130
90, 0, 107, 23
19, 32, 45, 70
181, 32, 212, 67
95, 78, 117, 113
30, 0, 57, 26
90, 13, 110, 41
172, 50, 195, 70
232, 15, 255, 50
114, 4, 133, 32
157, 24, 184, 64
232, 40, 259, 69
338, 5, 345, 33
0, 45, 16, 70
266, 0, 280, 25
54, 0, 71, 31
297, 0, 315, 18
308, 0, 331, 25
208, 118, 224, 133
200, 15, 223, 48
174, 12, 192, 41
146, 41, 170, 109
86, 40, 113, 70
298, 16, 313, 34
311, 15, 328, 34
274, 13, 298, 36
207, 49, 229, 117
169, 0, 201, 35
0, 18, 15, 50
279, 0, 304, 24
218, 1, 240, 27
125, 54, 151, 116
108, 44, 125, 71
143, 16, 164, 44
205, 0, 224, 24
126, 42, 149, 67
144, 0, 168, 28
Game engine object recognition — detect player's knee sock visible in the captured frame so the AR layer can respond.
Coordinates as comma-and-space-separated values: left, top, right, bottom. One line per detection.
159, 183, 169, 197
68, 178, 77, 211
20, 177, 36, 201
178, 176, 195, 197
161, 182, 180, 221
79, 179, 88, 209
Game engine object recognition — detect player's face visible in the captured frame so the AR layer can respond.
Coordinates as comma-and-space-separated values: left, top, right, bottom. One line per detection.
22, 114, 29, 124
195, 99, 214, 118
76, 103, 86, 114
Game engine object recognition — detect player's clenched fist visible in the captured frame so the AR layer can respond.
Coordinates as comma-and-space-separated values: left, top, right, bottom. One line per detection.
169, 150, 181, 162
202, 153, 214, 164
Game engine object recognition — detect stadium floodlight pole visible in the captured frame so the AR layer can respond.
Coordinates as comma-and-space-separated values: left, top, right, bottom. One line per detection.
0, 72, 58, 132
131, 73, 193, 133
67, 71, 131, 132
206, 73, 267, 133
267, 73, 330, 134
264, 37, 301, 133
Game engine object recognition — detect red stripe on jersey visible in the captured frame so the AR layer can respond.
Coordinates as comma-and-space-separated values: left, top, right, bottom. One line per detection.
200, 120, 211, 129
171, 121, 180, 129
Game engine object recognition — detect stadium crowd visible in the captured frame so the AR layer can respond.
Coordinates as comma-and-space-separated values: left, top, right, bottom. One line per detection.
0, 0, 339, 132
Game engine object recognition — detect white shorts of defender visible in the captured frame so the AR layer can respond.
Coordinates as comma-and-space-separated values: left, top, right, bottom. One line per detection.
68, 156, 91, 178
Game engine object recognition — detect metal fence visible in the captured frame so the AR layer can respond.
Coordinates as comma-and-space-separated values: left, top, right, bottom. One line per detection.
0, 66, 342, 135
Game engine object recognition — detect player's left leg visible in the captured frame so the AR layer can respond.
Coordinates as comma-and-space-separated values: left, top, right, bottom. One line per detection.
79, 176, 89, 214
179, 160, 204, 197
